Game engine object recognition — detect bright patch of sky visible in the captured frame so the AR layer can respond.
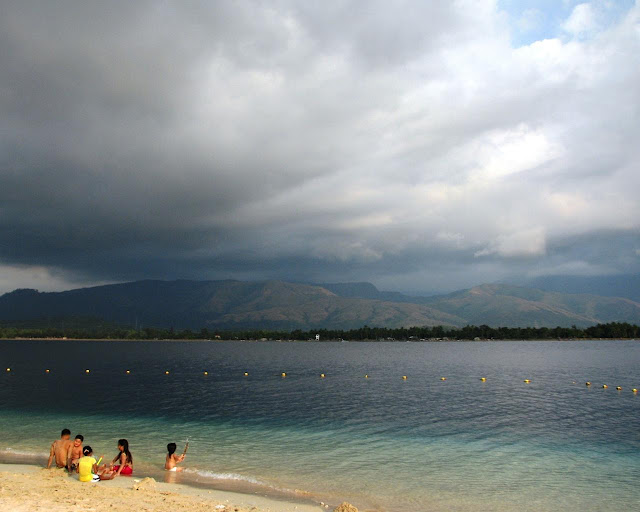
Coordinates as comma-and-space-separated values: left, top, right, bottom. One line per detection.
500, 0, 636, 46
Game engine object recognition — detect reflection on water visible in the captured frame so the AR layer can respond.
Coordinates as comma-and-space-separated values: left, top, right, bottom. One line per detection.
1, 339, 639, 511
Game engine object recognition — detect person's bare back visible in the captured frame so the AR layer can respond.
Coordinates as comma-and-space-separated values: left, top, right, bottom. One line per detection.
47, 429, 72, 469
164, 442, 186, 472
49, 439, 72, 468
164, 452, 185, 471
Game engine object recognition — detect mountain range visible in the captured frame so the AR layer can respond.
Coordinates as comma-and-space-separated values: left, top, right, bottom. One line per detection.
1, 279, 639, 330
522, 274, 640, 302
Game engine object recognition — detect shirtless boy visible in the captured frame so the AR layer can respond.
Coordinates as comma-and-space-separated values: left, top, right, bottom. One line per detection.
46, 429, 72, 469
66, 434, 84, 472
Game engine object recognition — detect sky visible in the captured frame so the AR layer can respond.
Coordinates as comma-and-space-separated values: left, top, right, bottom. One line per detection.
1, 0, 639, 296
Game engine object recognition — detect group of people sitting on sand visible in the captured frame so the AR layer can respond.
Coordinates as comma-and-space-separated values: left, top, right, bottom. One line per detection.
46, 429, 186, 482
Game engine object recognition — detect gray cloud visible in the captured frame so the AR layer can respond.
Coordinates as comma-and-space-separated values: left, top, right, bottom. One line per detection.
1, 1, 639, 295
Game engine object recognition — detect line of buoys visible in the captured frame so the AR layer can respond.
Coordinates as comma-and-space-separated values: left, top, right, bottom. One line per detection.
2, 369, 638, 393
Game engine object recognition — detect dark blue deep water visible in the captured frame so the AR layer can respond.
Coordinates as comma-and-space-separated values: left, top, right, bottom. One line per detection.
1, 339, 639, 511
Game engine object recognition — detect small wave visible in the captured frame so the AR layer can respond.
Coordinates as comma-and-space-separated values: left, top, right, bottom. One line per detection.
177, 468, 321, 507
185, 468, 265, 486
1, 447, 48, 457
184, 468, 309, 497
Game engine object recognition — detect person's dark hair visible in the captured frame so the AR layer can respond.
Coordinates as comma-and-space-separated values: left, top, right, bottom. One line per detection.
83, 446, 92, 456
61, 428, 71, 436
167, 443, 177, 455
118, 439, 133, 464
75, 434, 84, 441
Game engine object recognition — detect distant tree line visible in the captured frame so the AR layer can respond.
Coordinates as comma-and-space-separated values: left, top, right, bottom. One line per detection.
0, 321, 638, 341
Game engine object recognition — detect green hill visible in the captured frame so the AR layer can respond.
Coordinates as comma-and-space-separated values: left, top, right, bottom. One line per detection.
1, 279, 639, 330
0, 280, 464, 330
423, 284, 640, 327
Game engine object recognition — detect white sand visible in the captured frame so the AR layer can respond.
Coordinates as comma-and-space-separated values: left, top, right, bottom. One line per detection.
0, 464, 328, 512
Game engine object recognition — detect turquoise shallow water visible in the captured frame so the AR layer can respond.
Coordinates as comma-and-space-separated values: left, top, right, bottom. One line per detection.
1, 339, 639, 511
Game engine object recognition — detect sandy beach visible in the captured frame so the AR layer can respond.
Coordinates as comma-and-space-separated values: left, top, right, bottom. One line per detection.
0, 464, 332, 512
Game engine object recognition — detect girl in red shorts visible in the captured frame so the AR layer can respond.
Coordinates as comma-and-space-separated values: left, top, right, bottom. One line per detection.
110, 438, 133, 476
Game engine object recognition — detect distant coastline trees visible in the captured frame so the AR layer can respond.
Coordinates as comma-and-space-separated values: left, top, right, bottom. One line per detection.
0, 321, 638, 341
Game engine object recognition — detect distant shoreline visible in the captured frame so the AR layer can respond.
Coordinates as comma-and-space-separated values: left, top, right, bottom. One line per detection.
3, 336, 638, 342
2, 321, 637, 342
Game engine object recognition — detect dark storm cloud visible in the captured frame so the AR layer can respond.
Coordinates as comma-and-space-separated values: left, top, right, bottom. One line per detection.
1, 1, 639, 295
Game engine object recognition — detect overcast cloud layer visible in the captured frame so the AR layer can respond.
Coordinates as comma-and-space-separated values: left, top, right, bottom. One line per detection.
1, 0, 639, 295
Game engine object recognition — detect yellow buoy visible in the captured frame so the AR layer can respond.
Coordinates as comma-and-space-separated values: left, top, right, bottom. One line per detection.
523, 379, 531, 383
320, 373, 325, 378
281, 372, 286, 377
165, 371, 170, 375
633, 388, 638, 393
85, 369, 90, 374
125, 370, 131, 374
6, 368, 11, 372
602, 384, 608, 389
480, 377, 486, 382
585, 381, 591, 386
45, 369, 50, 373
402, 375, 408, 380
616, 386, 622, 390
440, 377, 446, 381
244, 372, 249, 376
364, 374, 369, 378
203, 371, 208, 376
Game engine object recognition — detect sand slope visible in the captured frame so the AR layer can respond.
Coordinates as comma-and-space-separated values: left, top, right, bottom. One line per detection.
0, 464, 325, 512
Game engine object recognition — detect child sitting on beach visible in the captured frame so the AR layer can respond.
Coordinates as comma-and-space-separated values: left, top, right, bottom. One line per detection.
67, 434, 84, 472
164, 442, 186, 472
77, 446, 110, 482
109, 439, 133, 476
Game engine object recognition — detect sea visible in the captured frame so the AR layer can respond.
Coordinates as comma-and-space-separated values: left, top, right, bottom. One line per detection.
0, 339, 638, 511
